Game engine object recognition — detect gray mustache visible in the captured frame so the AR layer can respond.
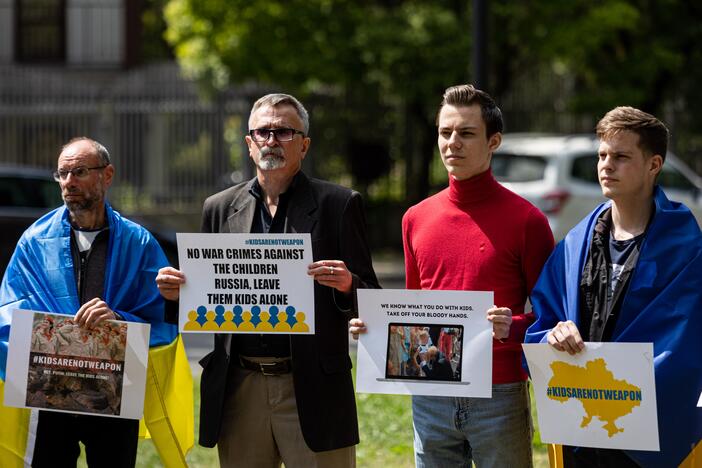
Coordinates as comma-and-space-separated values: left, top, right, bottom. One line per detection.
260, 147, 283, 157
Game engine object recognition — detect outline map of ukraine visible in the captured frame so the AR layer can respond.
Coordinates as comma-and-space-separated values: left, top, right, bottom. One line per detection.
546, 358, 642, 437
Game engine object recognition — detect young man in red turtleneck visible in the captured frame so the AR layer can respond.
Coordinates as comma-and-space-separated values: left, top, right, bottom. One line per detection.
352, 84, 553, 467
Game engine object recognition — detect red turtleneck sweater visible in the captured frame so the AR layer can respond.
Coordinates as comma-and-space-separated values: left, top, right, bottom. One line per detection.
402, 169, 554, 383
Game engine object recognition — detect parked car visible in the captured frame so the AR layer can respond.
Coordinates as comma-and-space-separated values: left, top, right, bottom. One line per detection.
0, 165, 179, 277
492, 133, 702, 240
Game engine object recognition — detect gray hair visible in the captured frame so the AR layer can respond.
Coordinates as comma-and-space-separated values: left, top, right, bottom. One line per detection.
248, 93, 310, 135
62, 137, 111, 165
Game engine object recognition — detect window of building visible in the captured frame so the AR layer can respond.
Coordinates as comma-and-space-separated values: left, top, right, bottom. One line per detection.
15, 0, 66, 63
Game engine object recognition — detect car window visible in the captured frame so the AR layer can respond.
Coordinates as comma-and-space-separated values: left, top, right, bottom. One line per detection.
491, 153, 547, 182
570, 154, 599, 184
0, 176, 62, 208
658, 165, 696, 191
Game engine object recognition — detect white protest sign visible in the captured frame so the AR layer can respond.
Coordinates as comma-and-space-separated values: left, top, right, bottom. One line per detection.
177, 233, 314, 334
523, 343, 658, 451
4, 310, 149, 420
356, 289, 493, 397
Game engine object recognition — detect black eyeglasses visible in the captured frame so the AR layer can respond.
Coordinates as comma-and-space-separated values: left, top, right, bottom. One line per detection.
53, 165, 107, 182
249, 128, 305, 142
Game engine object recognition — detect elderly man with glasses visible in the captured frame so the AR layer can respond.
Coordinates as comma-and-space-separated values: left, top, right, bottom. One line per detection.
156, 93, 379, 467
0, 137, 179, 467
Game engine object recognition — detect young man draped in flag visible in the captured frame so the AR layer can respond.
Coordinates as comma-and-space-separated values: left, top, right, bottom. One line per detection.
526, 107, 702, 467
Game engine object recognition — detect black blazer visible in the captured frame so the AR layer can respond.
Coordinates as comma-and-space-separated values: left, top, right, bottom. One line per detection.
197, 172, 379, 451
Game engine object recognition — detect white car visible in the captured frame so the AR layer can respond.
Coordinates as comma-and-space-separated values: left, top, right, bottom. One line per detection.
493, 133, 702, 240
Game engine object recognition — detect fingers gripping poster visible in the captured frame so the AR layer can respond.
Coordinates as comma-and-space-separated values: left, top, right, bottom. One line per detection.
177, 233, 315, 334
4, 310, 149, 419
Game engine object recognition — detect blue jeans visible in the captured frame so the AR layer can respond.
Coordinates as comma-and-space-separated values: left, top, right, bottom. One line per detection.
412, 381, 533, 468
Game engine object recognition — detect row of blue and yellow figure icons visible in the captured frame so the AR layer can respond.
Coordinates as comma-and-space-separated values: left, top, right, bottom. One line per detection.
184, 304, 310, 332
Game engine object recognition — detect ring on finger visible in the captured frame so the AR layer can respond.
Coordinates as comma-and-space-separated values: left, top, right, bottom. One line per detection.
329, 266, 334, 275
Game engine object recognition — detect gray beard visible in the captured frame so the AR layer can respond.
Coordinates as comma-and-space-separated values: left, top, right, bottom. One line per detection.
257, 154, 286, 171
63, 191, 101, 212
65, 198, 97, 212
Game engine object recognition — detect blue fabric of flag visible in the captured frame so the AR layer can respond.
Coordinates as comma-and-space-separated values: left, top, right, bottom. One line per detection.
526, 186, 702, 467
0, 203, 176, 381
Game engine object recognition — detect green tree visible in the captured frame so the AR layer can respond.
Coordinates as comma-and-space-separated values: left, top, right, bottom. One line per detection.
492, 1, 702, 118
164, 0, 702, 199
164, 0, 472, 202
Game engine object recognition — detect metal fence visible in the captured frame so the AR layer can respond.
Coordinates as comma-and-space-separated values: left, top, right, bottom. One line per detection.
0, 62, 253, 215
3, 60, 698, 228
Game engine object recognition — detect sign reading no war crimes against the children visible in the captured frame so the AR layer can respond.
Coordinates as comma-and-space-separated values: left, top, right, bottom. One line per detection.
356, 289, 493, 398
177, 233, 314, 334
523, 343, 659, 451
5, 310, 150, 420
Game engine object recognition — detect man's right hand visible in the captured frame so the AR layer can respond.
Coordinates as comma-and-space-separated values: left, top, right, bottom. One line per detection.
349, 318, 367, 340
155, 267, 186, 301
547, 320, 585, 355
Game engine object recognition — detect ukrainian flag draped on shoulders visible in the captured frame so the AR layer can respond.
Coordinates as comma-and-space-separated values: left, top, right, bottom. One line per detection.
0, 204, 193, 467
526, 186, 702, 467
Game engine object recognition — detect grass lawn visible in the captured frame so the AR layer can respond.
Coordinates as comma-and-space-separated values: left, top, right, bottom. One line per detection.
79, 360, 550, 467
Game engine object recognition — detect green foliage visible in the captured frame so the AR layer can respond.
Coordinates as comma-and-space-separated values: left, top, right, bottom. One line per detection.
493, 0, 699, 117
164, 1, 469, 98
163, 0, 702, 200
163, 0, 473, 198
164, 0, 361, 93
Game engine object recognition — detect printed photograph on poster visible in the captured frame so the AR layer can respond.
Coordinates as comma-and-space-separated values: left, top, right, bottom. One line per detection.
523, 343, 659, 451
4, 310, 150, 420
177, 233, 315, 334
27, 313, 127, 414
384, 323, 463, 382
356, 289, 493, 398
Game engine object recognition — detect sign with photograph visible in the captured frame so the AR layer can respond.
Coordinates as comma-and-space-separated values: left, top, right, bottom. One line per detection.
177, 233, 315, 334
4, 310, 150, 419
356, 289, 493, 397
523, 343, 659, 451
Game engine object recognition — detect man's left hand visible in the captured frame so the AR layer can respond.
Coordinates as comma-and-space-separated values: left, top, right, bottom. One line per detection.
487, 305, 512, 341
74, 297, 118, 329
307, 260, 353, 294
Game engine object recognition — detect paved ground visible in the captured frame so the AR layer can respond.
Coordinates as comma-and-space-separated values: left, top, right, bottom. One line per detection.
182, 258, 405, 371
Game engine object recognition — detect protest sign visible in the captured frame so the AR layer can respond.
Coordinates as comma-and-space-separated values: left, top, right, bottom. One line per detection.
4, 310, 149, 419
523, 343, 658, 451
356, 289, 493, 397
177, 233, 314, 334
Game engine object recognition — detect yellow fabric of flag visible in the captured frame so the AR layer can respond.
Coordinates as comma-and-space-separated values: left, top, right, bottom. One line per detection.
140, 334, 194, 468
680, 441, 701, 468
0, 335, 192, 467
548, 444, 563, 468
0, 379, 31, 468
548, 442, 702, 467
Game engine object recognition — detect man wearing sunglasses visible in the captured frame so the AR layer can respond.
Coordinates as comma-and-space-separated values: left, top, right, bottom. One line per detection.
156, 93, 379, 467
0, 137, 178, 466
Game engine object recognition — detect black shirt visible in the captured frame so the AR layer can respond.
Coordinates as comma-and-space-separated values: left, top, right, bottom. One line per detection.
70, 227, 110, 306
607, 233, 644, 304
231, 175, 299, 358
580, 208, 647, 342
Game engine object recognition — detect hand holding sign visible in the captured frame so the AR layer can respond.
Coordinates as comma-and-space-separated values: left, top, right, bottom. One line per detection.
307, 260, 352, 294
156, 267, 186, 301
